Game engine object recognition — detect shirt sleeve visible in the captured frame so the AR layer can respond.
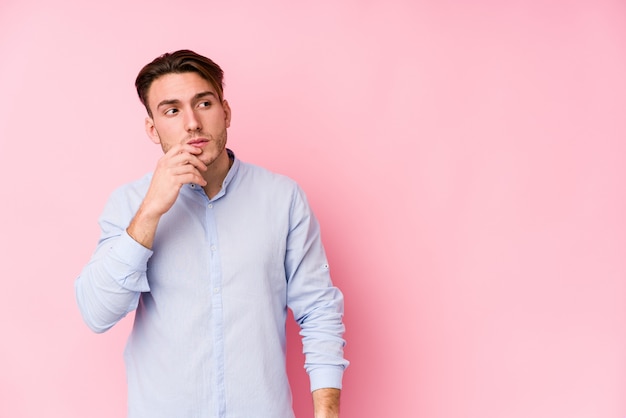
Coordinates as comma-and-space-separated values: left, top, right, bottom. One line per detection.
284, 185, 349, 392
75, 187, 152, 334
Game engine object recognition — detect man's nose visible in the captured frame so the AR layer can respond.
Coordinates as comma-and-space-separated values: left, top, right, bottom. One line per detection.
185, 110, 202, 131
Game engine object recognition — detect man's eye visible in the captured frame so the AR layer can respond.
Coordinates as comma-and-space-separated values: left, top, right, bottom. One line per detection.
199, 101, 212, 108
165, 108, 178, 115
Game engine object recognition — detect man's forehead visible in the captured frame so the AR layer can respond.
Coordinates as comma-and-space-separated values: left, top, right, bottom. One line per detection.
148, 72, 217, 102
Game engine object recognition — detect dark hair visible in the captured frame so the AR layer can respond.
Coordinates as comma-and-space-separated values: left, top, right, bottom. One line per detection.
135, 49, 225, 117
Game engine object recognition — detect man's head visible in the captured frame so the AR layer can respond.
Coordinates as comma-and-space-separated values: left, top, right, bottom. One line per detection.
135, 50, 225, 117
136, 50, 232, 171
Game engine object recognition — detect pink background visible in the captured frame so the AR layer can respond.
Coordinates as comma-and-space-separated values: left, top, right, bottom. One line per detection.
1, 1, 625, 417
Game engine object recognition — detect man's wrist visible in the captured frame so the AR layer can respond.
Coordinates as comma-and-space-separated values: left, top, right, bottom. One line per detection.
126, 204, 162, 250
312, 387, 341, 418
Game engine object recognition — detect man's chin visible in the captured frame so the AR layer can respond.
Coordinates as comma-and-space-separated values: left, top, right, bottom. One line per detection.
200, 148, 227, 168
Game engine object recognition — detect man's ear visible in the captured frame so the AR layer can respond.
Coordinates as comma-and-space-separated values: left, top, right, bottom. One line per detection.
145, 117, 160, 145
223, 100, 232, 128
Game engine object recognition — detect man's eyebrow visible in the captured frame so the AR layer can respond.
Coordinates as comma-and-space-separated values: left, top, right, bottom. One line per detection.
156, 91, 217, 109
194, 91, 216, 100
156, 99, 181, 109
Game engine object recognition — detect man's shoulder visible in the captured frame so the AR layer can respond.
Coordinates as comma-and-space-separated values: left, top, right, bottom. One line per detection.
108, 173, 153, 202
97, 173, 153, 222
237, 160, 298, 191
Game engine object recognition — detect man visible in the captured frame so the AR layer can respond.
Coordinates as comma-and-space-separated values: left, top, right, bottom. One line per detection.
75, 50, 348, 418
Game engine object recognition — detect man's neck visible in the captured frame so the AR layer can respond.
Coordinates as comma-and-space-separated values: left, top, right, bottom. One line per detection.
202, 150, 233, 199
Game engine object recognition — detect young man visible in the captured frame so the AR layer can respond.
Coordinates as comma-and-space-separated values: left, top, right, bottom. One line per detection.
75, 50, 348, 418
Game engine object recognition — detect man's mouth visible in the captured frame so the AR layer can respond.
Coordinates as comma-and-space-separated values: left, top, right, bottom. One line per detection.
188, 138, 209, 148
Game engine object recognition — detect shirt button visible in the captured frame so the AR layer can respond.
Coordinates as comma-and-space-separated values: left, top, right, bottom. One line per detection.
213, 287, 220, 294
210, 245, 217, 252
208, 203, 213, 209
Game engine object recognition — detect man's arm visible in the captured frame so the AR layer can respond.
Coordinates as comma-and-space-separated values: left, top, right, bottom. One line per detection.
127, 144, 208, 249
75, 229, 152, 333
313, 388, 341, 418
75, 144, 207, 332
284, 185, 349, 415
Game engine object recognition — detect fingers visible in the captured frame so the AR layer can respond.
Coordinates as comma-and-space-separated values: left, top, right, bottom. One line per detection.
170, 165, 207, 186
156, 144, 208, 186
141, 145, 210, 217
166, 144, 207, 170
162, 161, 207, 187
171, 151, 207, 173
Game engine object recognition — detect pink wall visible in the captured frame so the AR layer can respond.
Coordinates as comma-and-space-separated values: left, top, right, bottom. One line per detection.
1, 1, 625, 417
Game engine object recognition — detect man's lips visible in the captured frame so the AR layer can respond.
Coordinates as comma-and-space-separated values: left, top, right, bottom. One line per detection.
187, 138, 209, 148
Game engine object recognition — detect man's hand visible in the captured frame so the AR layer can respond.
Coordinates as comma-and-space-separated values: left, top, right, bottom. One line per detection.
143, 144, 208, 216
312, 388, 341, 418
127, 144, 207, 249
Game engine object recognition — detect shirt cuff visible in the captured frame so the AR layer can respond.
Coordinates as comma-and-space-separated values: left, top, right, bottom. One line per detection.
108, 231, 153, 292
309, 366, 345, 392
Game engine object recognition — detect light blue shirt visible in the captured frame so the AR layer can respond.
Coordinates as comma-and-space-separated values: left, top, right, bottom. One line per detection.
75, 150, 348, 418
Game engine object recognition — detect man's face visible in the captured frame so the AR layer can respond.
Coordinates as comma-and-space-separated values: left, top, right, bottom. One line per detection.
145, 71, 231, 167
